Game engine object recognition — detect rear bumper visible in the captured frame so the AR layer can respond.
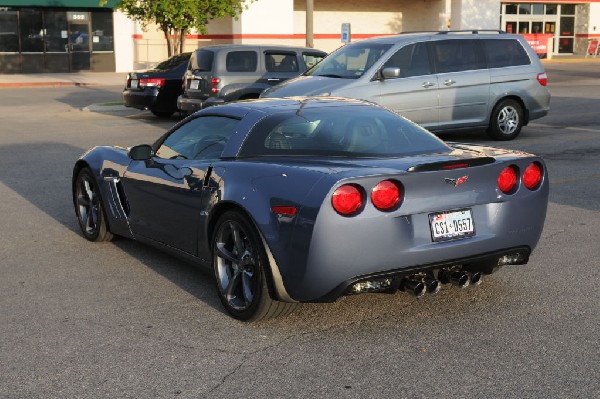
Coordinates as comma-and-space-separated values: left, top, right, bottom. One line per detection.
177, 95, 225, 113
317, 246, 531, 302
123, 88, 158, 110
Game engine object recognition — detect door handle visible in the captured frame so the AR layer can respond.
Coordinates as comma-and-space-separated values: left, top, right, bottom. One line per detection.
444, 79, 456, 86
421, 81, 435, 88
267, 78, 281, 82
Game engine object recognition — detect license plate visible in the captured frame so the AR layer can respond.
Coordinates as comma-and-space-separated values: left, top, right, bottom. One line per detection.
130, 79, 138, 89
190, 79, 199, 90
429, 209, 475, 242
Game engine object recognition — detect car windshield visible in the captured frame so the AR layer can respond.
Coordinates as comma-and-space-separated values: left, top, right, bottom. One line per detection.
239, 106, 450, 158
152, 52, 191, 71
305, 43, 392, 79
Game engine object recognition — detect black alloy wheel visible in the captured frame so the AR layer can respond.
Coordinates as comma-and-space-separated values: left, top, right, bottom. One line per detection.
212, 210, 297, 321
74, 168, 113, 242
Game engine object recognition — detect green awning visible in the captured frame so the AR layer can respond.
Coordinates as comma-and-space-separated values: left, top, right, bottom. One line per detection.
0, 1, 118, 7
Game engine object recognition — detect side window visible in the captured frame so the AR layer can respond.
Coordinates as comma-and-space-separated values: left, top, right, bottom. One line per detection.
265, 52, 299, 72
383, 43, 431, 78
155, 116, 239, 160
483, 39, 531, 68
302, 52, 325, 68
226, 51, 258, 72
433, 39, 486, 73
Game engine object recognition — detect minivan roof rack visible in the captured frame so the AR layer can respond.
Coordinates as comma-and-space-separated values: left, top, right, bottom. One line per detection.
398, 30, 506, 35
438, 30, 506, 34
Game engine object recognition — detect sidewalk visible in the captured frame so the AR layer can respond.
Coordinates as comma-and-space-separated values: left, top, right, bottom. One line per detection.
0, 72, 126, 88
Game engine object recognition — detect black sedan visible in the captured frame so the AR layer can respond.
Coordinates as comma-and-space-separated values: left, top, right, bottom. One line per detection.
123, 52, 191, 118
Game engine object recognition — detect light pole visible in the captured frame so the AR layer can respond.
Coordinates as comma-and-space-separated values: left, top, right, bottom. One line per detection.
306, 0, 314, 48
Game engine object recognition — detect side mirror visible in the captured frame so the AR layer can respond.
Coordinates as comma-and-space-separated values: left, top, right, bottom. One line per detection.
128, 144, 153, 161
380, 67, 401, 80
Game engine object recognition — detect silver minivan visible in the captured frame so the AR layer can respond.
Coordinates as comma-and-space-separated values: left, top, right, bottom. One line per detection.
262, 31, 550, 140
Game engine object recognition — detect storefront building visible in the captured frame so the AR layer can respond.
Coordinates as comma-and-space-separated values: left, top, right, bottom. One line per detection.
1, 0, 599, 74
0, 0, 117, 73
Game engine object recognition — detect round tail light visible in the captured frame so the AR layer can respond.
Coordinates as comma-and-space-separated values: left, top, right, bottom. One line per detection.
332, 184, 363, 216
371, 180, 402, 211
498, 165, 518, 194
523, 162, 543, 190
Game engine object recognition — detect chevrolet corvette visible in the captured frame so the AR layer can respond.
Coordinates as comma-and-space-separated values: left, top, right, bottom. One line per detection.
72, 97, 548, 321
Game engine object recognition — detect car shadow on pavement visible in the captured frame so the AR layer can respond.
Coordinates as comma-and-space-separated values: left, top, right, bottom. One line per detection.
0, 141, 229, 318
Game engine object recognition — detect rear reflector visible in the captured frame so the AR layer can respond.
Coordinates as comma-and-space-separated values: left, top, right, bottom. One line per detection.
271, 206, 297, 216
537, 72, 548, 87
523, 162, 543, 190
332, 184, 363, 216
498, 165, 518, 194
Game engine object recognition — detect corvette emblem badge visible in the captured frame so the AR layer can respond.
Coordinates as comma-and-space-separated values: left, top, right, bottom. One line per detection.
445, 176, 469, 187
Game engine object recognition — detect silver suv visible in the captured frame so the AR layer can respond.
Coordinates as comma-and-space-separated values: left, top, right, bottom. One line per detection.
177, 44, 326, 115
262, 31, 550, 140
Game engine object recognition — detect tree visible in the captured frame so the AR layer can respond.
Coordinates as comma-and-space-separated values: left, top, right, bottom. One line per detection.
102, 0, 255, 57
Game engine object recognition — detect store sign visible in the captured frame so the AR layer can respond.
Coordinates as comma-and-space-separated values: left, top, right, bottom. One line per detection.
67, 11, 89, 21
522, 34, 553, 54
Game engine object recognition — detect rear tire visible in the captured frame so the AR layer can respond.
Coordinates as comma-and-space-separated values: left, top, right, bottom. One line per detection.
487, 99, 524, 141
150, 109, 174, 118
212, 210, 298, 321
73, 168, 113, 242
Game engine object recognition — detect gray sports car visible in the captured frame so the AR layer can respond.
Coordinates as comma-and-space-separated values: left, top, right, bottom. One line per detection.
72, 97, 548, 321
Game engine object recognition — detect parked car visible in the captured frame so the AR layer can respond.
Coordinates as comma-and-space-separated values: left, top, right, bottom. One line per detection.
177, 45, 326, 114
262, 31, 550, 140
123, 52, 191, 118
72, 97, 548, 321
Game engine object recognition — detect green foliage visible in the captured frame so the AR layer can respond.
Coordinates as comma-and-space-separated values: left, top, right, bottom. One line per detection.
100, 0, 254, 56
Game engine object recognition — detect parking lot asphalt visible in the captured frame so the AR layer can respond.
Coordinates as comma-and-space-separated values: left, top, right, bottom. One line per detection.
0, 55, 598, 89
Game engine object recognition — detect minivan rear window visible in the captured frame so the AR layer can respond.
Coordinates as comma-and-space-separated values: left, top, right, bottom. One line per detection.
482, 39, 531, 68
191, 50, 214, 72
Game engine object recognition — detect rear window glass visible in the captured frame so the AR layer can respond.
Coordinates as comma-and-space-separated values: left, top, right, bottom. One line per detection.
433, 39, 486, 73
226, 51, 258, 72
191, 50, 214, 72
239, 106, 449, 158
482, 39, 531, 68
153, 52, 191, 71
265, 52, 299, 72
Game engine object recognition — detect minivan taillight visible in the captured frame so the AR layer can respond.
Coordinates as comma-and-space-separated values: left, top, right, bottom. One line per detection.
537, 72, 548, 87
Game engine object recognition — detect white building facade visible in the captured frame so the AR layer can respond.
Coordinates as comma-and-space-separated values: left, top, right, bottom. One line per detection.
1, 0, 599, 73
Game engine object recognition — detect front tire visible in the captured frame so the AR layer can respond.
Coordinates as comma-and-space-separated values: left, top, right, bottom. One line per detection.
73, 168, 113, 242
212, 210, 297, 321
487, 99, 524, 141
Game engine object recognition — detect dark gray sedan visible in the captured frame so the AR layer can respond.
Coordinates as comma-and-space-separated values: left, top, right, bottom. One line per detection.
72, 97, 548, 321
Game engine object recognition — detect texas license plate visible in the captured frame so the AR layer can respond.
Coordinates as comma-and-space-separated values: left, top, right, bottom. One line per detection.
429, 209, 475, 242
190, 79, 199, 90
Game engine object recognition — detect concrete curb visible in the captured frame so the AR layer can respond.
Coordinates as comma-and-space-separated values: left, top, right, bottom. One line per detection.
83, 103, 135, 113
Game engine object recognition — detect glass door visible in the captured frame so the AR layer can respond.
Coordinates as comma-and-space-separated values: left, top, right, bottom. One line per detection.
67, 11, 90, 71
